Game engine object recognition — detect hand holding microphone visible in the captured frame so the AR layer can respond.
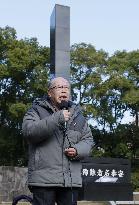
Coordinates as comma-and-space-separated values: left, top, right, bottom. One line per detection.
58, 100, 71, 126
59, 100, 77, 158
63, 110, 70, 121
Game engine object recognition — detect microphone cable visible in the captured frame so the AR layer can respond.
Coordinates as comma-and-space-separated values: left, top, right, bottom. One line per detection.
59, 100, 74, 203
63, 127, 74, 204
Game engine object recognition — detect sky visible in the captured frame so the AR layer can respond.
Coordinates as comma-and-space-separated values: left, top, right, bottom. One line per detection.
1, 0, 139, 55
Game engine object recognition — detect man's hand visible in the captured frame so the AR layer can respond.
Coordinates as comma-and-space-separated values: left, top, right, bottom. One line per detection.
65, 147, 77, 157
63, 110, 70, 121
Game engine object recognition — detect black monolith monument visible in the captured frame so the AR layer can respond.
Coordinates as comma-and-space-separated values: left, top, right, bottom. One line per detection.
50, 4, 70, 80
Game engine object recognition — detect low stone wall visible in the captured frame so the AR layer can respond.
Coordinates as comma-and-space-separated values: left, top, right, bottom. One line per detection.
0, 166, 30, 202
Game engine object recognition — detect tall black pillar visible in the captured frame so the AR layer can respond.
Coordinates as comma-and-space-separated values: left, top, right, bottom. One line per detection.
50, 4, 70, 81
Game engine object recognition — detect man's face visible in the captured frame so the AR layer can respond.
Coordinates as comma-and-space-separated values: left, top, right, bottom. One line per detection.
48, 78, 70, 105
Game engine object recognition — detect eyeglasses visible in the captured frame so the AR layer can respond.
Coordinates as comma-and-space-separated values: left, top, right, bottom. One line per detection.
50, 85, 70, 91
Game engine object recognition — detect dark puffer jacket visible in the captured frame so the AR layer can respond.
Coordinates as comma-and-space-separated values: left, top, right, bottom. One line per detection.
22, 97, 94, 187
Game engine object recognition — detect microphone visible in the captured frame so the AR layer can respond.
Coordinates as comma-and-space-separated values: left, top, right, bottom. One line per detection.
59, 100, 69, 129
59, 100, 69, 110
59, 101, 72, 148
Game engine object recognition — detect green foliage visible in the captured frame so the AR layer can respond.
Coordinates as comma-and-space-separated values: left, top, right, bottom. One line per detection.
9, 102, 28, 120
0, 125, 28, 166
90, 124, 139, 160
112, 143, 131, 158
131, 172, 139, 191
70, 43, 108, 120
92, 147, 105, 157
71, 45, 139, 132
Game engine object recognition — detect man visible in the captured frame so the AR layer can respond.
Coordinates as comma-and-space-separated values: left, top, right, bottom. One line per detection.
22, 77, 94, 205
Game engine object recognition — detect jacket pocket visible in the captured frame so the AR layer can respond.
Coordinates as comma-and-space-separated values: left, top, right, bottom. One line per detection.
34, 149, 45, 170
34, 147, 49, 170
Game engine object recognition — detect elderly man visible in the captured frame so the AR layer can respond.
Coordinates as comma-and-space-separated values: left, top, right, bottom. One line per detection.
22, 77, 94, 205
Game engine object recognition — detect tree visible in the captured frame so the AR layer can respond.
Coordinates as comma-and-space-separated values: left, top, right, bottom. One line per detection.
71, 44, 139, 160
70, 43, 108, 118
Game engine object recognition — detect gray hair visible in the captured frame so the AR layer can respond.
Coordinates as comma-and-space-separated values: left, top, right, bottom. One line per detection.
48, 77, 70, 90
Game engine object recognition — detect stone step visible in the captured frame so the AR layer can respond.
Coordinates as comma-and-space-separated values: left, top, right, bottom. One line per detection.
115, 201, 139, 205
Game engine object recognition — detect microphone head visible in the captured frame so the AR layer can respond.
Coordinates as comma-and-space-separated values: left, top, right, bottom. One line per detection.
59, 100, 69, 110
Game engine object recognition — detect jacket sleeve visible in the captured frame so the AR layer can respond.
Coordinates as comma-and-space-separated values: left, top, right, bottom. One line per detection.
72, 121, 94, 160
22, 107, 65, 144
